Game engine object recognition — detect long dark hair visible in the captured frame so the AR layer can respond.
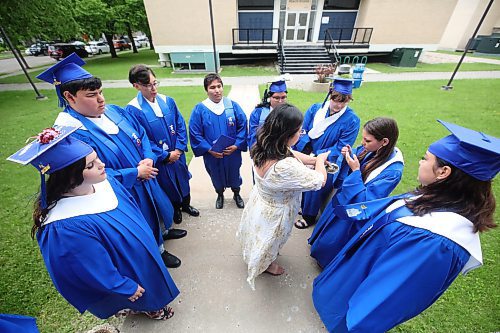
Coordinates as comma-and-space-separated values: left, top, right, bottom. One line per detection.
32, 157, 87, 239
406, 157, 496, 233
251, 103, 303, 168
357, 117, 399, 182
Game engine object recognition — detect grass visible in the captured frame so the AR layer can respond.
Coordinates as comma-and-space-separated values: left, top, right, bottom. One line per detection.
0, 80, 499, 332
367, 61, 500, 73
436, 50, 500, 61
0, 49, 278, 84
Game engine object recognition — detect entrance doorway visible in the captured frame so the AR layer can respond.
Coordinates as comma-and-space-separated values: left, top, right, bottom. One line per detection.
285, 11, 309, 42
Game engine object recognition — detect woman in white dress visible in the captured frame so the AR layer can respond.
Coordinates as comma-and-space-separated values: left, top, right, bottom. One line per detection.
237, 103, 330, 290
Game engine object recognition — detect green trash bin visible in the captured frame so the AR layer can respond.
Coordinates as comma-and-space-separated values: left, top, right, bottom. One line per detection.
390, 48, 423, 67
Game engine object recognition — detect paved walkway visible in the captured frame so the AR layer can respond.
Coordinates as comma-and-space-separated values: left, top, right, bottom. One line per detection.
420, 51, 500, 65
120, 84, 326, 333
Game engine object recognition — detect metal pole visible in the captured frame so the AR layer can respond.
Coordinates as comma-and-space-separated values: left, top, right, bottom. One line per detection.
0, 26, 45, 99
442, 0, 495, 90
208, 0, 219, 73
15, 45, 31, 69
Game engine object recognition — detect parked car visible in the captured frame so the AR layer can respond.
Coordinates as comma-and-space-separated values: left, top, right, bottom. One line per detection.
85, 41, 110, 55
113, 39, 131, 51
29, 41, 52, 56
133, 36, 149, 48
49, 43, 88, 61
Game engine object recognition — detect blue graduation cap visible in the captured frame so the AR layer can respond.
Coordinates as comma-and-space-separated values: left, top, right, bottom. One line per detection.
332, 77, 353, 95
36, 53, 93, 107
269, 80, 287, 93
429, 120, 500, 181
7, 126, 93, 208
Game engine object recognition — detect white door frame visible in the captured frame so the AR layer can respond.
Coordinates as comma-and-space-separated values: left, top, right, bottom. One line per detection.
284, 11, 310, 42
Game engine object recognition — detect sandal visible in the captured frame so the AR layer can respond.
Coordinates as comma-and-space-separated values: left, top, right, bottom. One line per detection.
144, 306, 174, 320
294, 218, 311, 229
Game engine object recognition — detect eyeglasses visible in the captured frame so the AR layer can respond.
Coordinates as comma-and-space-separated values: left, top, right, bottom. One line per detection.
271, 95, 287, 101
138, 81, 160, 90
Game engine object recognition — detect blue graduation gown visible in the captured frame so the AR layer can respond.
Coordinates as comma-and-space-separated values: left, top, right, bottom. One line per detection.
189, 98, 248, 190
310, 146, 404, 268
247, 106, 270, 149
37, 178, 179, 319
57, 106, 173, 245
296, 104, 360, 217
0, 314, 39, 333
312, 198, 471, 333
126, 93, 191, 205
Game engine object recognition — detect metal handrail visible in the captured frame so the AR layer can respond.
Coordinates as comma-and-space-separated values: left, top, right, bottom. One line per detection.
232, 28, 280, 45
277, 29, 286, 73
324, 30, 341, 64
325, 27, 373, 45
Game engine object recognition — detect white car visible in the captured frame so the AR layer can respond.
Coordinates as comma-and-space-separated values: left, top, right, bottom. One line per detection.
134, 37, 149, 48
85, 41, 110, 55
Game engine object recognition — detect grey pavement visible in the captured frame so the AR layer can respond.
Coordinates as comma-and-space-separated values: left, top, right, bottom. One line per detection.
120, 84, 326, 333
1, 70, 500, 93
420, 50, 500, 65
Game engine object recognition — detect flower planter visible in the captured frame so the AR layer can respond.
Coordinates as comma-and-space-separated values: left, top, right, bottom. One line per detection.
311, 80, 330, 93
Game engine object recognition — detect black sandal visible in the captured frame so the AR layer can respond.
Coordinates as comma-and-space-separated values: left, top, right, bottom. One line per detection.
294, 219, 311, 229
144, 306, 174, 320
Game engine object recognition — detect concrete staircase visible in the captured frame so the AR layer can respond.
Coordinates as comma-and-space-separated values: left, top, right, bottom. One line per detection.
281, 45, 333, 74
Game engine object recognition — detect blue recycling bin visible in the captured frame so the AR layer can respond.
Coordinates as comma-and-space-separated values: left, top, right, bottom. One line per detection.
353, 64, 365, 89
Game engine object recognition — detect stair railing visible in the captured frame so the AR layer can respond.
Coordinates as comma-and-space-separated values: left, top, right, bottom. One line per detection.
324, 29, 341, 64
277, 29, 286, 73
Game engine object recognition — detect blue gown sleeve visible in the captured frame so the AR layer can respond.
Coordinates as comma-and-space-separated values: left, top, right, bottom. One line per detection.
232, 101, 248, 151
295, 103, 318, 151
71, 131, 139, 189
317, 116, 360, 163
50, 221, 139, 298
168, 98, 188, 152
344, 232, 469, 333
189, 105, 212, 156
336, 166, 403, 205
247, 108, 261, 149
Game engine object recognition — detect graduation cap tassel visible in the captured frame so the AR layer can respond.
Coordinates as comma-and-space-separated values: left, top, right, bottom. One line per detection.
55, 86, 67, 108
321, 89, 332, 108
262, 88, 268, 104
40, 173, 48, 209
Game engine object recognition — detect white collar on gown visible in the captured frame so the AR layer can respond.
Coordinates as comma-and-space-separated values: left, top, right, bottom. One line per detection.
202, 98, 225, 115
364, 147, 404, 183
42, 179, 118, 226
308, 104, 347, 139
54, 108, 119, 134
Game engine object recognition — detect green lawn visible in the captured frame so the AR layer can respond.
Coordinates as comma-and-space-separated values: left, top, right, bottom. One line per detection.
0, 80, 499, 332
367, 61, 500, 73
0, 49, 278, 84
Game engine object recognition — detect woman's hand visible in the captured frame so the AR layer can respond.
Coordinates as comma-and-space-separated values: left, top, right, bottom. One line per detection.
345, 150, 360, 171
128, 285, 145, 302
317, 151, 330, 163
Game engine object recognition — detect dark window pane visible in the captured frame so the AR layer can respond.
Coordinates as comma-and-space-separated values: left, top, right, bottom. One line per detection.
323, 0, 360, 10
238, 0, 274, 10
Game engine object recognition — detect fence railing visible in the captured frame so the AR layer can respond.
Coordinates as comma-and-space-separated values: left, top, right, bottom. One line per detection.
232, 28, 280, 45
324, 30, 341, 64
324, 27, 373, 44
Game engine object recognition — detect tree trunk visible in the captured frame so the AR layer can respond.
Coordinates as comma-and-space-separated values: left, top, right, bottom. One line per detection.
105, 33, 118, 58
147, 33, 154, 50
127, 23, 138, 53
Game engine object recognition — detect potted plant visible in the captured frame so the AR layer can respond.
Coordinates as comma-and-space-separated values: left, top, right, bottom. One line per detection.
311, 63, 338, 92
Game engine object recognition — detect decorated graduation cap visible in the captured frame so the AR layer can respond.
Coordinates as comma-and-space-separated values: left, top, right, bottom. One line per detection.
429, 120, 500, 181
36, 53, 93, 107
7, 126, 93, 208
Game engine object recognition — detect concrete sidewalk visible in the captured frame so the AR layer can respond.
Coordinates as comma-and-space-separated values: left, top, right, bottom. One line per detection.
1, 70, 500, 93
120, 84, 326, 332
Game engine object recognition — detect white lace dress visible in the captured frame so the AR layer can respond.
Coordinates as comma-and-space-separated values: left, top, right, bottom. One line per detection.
237, 157, 324, 290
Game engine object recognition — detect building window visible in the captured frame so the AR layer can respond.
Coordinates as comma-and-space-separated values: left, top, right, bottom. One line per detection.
323, 0, 360, 10
238, 0, 274, 10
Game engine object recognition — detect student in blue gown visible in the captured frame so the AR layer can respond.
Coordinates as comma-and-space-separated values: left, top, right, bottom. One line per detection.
309, 117, 404, 268
189, 73, 248, 209
126, 64, 199, 224
36, 54, 185, 269
312, 120, 499, 333
7, 127, 179, 320
247, 79, 288, 149
294, 78, 360, 229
